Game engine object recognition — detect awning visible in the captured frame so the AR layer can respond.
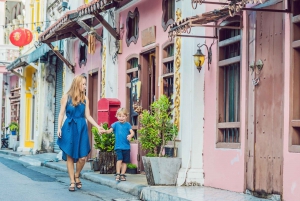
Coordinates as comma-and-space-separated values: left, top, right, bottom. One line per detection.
6, 54, 29, 71
27, 43, 51, 63
168, 7, 230, 39
169, 0, 291, 39
38, 0, 123, 73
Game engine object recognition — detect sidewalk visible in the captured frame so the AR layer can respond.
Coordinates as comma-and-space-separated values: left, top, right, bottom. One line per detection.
0, 149, 270, 201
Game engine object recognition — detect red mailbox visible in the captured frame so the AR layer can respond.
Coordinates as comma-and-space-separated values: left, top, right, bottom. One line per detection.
98, 98, 121, 127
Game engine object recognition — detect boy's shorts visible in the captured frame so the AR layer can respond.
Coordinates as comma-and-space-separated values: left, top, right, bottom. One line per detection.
115, 149, 130, 163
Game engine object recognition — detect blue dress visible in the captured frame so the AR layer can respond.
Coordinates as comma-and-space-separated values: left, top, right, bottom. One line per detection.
57, 97, 90, 162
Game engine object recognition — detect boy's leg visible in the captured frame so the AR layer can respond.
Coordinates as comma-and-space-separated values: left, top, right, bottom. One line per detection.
120, 150, 130, 181
115, 150, 123, 180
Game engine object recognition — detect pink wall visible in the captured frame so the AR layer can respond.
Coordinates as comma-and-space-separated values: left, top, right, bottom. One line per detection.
117, 0, 169, 107
282, 14, 300, 201
73, 29, 103, 76
203, 4, 247, 192
0, 66, 7, 73
10, 75, 18, 89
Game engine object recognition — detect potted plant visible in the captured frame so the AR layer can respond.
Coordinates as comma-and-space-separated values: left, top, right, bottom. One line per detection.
88, 156, 100, 171
138, 95, 181, 185
92, 123, 116, 174
9, 122, 19, 136
126, 163, 137, 174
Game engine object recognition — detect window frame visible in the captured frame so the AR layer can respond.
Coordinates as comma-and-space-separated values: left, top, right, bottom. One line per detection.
161, 40, 174, 99
126, 54, 140, 135
289, 0, 300, 152
216, 18, 242, 149
161, 0, 175, 32
126, 7, 139, 47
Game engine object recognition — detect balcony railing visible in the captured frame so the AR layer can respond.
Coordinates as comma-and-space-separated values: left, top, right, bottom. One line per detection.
0, 45, 20, 63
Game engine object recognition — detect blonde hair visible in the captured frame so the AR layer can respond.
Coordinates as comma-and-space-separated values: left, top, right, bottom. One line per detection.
116, 108, 128, 116
67, 75, 86, 106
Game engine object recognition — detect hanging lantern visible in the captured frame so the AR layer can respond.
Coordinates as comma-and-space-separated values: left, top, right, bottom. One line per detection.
9, 28, 33, 48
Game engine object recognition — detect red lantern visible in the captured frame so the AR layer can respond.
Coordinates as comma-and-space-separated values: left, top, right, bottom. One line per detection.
9, 28, 33, 48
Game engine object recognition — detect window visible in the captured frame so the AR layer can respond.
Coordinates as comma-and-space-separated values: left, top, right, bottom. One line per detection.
126, 56, 139, 140
162, 42, 174, 101
162, 0, 175, 31
290, 0, 300, 152
217, 20, 241, 148
126, 7, 139, 47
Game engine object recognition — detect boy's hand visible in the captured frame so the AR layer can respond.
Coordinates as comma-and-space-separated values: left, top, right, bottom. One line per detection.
127, 135, 133, 141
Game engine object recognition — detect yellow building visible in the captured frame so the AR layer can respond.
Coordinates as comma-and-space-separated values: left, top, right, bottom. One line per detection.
6, 0, 43, 152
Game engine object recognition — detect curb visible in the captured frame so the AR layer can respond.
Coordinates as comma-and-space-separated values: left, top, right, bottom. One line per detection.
82, 173, 147, 197
0, 150, 25, 157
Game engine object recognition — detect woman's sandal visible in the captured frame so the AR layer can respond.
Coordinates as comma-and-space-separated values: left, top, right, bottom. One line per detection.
120, 174, 127, 181
115, 173, 120, 181
75, 175, 82, 189
69, 182, 75, 192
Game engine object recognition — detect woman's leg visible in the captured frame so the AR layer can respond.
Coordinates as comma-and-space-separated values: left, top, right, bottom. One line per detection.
75, 157, 86, 188
66, 155, 75, 190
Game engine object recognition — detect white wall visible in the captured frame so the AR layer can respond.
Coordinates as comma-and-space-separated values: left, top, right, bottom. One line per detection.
176, 1, 206, 186
103, 12, 118, 98
0, 2, 5, 45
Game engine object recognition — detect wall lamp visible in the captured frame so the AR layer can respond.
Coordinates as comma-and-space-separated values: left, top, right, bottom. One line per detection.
193, 41, 214, 72
4, 82, 8, 91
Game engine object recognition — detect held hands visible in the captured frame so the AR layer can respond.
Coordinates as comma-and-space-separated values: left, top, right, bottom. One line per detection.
97, 125, 106, 134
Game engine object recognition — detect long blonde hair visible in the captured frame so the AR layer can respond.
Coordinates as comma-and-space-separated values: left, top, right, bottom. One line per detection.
67, 75, 86, 106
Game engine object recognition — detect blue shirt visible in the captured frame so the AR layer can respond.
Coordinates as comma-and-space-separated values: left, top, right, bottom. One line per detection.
111, 121, 132, 150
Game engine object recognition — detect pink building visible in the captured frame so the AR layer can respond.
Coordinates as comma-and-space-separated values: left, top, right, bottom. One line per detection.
116, 0, 176, 170
170, 0, 300, 200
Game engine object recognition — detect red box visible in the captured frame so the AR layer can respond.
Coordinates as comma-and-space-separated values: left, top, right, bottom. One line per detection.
97, 98, 121, 127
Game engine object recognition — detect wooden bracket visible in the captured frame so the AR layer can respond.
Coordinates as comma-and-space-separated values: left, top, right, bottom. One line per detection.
77, 20, 103, 42
11, 69, 24, 79
93, 12, 119, 40
46, 43, 75, 73
71, 30, 88, 46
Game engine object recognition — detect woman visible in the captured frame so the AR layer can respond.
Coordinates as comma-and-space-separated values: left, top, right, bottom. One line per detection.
57, 74, 103, 191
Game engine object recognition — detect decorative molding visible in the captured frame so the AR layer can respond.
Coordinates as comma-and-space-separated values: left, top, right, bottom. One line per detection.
161, 0, 175, 32
101, 45, 106, 98
126, 7, 139, 47
174, 8, 181, 130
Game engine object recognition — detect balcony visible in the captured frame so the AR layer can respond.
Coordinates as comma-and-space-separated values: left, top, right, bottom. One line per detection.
0, 45, 20, 63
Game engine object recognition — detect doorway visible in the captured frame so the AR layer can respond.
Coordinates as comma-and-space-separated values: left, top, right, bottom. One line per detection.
246, 4, 284, 197
137, 48, 159, 171
87, 72, 99, 159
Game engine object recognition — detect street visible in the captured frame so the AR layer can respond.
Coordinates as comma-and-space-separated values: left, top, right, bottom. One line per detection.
0, 156, 140, 201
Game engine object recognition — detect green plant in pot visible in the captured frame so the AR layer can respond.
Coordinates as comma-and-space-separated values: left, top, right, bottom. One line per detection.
126, 163, 137, 174
9, 122, 19, 137
92, 123, 116, 174
138, 95, 181, 185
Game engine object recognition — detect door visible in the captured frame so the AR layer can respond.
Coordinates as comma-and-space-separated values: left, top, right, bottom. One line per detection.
246, 3, 283, 196
88, 72, 98, 159
54, 58, 64, 153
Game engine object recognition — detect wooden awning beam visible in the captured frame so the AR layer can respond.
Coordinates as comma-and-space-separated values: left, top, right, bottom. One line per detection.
11, 69, 24, 79
43, 32, 73, 44
71, 30, 88, 46
77, 20, 103, 43
46, 43, 74, 73
93, 12, 119, 40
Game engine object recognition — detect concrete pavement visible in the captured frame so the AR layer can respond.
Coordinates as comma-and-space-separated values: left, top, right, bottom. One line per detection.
0, 149, 270, 201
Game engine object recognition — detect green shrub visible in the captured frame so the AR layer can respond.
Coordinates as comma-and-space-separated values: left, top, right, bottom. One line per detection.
127, 163, 137, 169
138, 95, 178, 157
92, 123, 115, 152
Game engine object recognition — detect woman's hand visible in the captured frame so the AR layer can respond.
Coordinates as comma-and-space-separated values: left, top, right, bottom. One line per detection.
97, 126, 106, 134
57, 129, 62, 138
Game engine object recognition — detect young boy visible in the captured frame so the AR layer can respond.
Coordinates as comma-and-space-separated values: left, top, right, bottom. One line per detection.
102, 108, 134, 181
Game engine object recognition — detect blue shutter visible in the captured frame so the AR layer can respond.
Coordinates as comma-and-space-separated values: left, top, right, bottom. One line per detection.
53, 58, 64, 153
